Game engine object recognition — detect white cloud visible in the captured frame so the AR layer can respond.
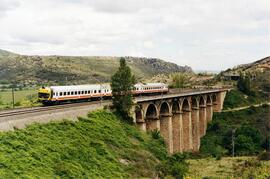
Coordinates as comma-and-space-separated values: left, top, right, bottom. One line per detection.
0, 0, 269, 71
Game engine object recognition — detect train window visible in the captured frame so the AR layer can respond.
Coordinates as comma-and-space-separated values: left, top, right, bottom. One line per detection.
67, 92, 70, 95
60, 92, 62, 96
78, 91, 81, 95
64, 92, 66, 96
94, 90, 96, 93
88, 90, 90, 94
71, 91, 74, 95
99, 90, 101, 93
85, 91, 87, 94
81, 91, 84, 94
75, 91, 77, 95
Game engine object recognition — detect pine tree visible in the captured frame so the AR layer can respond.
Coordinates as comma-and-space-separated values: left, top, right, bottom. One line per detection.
111, 57, 135, 120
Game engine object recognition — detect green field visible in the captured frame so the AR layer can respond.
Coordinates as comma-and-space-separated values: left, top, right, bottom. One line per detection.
187, 156, 270, 178
0, 89, 39, 109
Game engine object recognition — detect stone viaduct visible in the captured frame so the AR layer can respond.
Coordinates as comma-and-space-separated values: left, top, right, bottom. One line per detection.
132, 89, 228, 154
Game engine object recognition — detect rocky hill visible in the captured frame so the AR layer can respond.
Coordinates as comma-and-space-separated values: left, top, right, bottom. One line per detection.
220, 56, 270, 93
223, 56, 270, 74
0, 49, 192, 85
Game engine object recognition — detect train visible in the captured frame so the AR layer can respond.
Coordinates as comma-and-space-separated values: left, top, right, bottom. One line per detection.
38, 83, 168, 105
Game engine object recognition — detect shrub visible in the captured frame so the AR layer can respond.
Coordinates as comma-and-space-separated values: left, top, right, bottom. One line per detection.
156, 153, 189, 179
258, 151, 270, 161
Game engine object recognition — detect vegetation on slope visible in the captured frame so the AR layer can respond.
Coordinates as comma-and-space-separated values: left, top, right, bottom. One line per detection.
0, 110, 190, 178
0, 49, 192, 85
187, 156, 270, 178
200, 104, 270, 157
223, 89, 268, 110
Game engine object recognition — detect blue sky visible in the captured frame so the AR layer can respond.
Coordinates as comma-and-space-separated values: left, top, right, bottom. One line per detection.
0, 0, 269, 71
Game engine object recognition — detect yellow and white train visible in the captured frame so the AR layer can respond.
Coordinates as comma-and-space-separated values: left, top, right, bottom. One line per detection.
38, 83, 168, 105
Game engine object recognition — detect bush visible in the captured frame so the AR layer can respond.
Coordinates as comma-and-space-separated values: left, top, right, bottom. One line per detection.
156, 153, 189, 179
258, 151, 270, 161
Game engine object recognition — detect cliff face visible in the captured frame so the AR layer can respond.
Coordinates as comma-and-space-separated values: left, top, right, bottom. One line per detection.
0, 49, 192, 84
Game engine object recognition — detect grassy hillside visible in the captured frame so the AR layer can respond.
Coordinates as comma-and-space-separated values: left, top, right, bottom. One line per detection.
0, 110, 169, 178
0, 49, 192, 85
200, 104, 270, 157
223, 89, 269, 110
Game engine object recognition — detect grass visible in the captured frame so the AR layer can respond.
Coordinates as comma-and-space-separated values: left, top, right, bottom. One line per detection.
223, 89, 269, 110
0, 88, 39, 109
187, 156, 270, 178
0, 89, 37, 104
0, 110, 167, 178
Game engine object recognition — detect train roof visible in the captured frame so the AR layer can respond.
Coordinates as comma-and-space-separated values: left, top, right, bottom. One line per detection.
49, 84, 110, 92
135, 83, 167, 87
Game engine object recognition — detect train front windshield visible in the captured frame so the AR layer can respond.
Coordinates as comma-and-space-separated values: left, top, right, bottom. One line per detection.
38, 92, 50, 99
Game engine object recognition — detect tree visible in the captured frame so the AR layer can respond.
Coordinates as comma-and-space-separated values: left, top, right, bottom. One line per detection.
237, 73, 254, 96
111, 57, 135, 120
170, 73, 190, 89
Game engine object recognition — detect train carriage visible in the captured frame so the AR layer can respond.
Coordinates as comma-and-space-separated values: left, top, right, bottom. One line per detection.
38, 83, 168, 105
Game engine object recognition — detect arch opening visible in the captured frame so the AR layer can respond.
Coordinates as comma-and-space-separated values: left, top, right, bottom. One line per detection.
182, 99, 190, 112
199, 96, 206, 107
146, 104, 157, 119
160, 102, 170, 115
192, 97, 199, 108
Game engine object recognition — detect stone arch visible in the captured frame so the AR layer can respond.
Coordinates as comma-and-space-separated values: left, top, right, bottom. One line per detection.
145, 103, 158, 119
172, 101, 180, 113
191, 97, 199, 109
181, 98, 191, 112
160, 101, 171, 115
206, 95, 212, 105
145, 103, 159, 132
199, 96, 206, 107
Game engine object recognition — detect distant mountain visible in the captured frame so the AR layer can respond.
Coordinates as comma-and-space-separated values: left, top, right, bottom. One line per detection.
0, 49, 17, 58
0, 49, 192, 85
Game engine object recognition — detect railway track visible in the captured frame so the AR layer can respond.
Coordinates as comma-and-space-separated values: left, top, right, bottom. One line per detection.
0, 101, 110, 118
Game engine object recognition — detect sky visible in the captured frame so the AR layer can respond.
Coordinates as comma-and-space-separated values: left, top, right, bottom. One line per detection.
0, 0, 269, 71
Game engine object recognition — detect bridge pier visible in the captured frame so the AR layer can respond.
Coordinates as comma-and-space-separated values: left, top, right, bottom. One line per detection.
206, 104, 213, 122
160, 114, 173, 154
191, 107, 200, 151
199, 106, 207, 137
182, 110, 192, 151
172, 111, 183, 153
146, 118, 160, 131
